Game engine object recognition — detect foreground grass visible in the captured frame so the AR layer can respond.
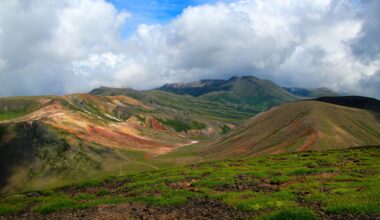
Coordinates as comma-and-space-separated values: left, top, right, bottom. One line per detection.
0, 147, 379, 219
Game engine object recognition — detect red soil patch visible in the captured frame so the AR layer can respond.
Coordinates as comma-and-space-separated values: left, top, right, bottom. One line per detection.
233, 146, 249, 154
298, 128, 318, 152
148, 117, 166, 130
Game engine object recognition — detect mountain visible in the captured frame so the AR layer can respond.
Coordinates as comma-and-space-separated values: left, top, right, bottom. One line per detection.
0, 93, 240, 192
203, 97, 380, 159
90, 75, 301, 122
90, 87, 257, 123
6, 75, 304, 192
284, 87, 340, 98
0, 76, 373, 193
157, 76, 298, 111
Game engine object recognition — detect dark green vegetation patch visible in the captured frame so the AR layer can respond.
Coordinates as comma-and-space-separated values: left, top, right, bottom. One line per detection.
156, 117, 206, 132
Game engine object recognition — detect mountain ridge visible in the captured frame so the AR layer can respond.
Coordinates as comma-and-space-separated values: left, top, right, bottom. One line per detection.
91, 75, 300, 113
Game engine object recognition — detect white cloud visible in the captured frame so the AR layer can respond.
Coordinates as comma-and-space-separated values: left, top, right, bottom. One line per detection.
0, 0, 379, 98
0, 0, 130, 95
72, 53, 126, 76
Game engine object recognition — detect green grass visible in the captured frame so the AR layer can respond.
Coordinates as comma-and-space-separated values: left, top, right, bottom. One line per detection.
0, 195, 29, 215
0, 111, 30, 121
33, 196, 77, 214
0, 98, 41, 121
260, 207, 317, 220
156, 117, 206, 132
0, 147, 379, 218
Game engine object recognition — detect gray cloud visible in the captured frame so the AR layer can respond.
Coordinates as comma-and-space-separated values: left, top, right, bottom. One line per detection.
350, 0, 380, 62
359, 70, 380, 98
0, 0, 379, 98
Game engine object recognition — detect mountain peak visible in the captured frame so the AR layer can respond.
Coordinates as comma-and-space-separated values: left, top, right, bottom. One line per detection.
228, 75, 259, 81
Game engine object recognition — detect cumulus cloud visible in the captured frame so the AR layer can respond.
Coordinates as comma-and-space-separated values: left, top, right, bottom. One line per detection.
0, 0, 379, 98
0, 0, 129, 95
350, 0, 380, 62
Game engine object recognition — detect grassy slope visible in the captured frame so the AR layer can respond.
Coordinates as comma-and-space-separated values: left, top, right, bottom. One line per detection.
0, 97, 42, 121
200, 77, 297, 111
0, 147, 379, 219
202, 100, 380, 159
156, 76, 298, 112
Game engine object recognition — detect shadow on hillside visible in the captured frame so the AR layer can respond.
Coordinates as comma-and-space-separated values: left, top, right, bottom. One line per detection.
315, 96, 380, 114
0, 122, 40, 192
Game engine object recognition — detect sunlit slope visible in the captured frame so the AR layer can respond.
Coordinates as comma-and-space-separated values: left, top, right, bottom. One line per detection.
203, 100, 380, 158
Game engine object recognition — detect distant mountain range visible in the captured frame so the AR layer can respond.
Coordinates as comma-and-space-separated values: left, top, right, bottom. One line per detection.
283, 87, 341, 98
93, 76, 299, 113
0, 75, 379, 193
157, 76, 341, 100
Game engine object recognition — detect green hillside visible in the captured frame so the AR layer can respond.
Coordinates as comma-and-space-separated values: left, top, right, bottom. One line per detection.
157, 76, 298, 111
90, 87, 259, 123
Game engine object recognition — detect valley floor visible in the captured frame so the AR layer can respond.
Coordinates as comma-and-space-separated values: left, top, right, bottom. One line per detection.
1, 147, 380, 219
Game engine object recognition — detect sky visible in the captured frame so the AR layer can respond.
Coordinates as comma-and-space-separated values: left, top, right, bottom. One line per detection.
107, 0, 224, 36
0, 0, 379, 98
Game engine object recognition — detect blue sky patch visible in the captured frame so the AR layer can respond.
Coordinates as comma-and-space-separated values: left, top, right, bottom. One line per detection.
107, 0, 221, 37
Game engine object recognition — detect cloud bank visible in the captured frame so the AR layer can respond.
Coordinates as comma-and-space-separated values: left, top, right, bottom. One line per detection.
0, 0, 379, 98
